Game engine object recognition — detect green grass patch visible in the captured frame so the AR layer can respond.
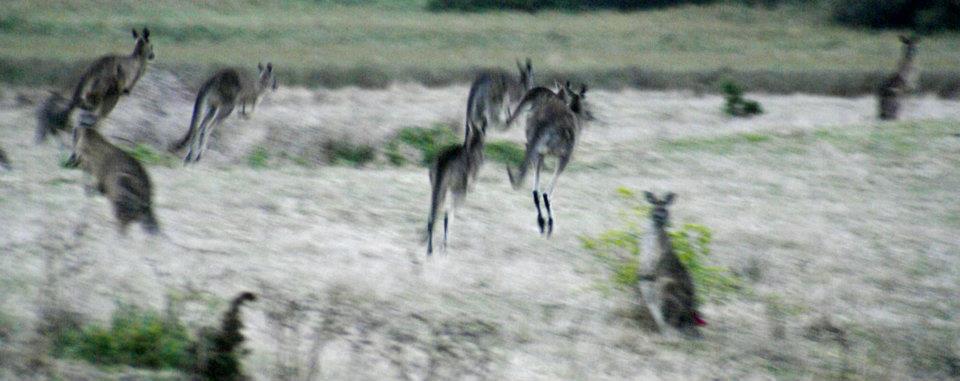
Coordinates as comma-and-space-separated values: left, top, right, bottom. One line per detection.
52, 304, 191, 370
125, 144, 178, 167
581, 187, 740, 303
663, 132, 772, 154
387, 124, 459, 166
483, 140, 525, 167
247, 147, 270, 168
325, 140, 376, 166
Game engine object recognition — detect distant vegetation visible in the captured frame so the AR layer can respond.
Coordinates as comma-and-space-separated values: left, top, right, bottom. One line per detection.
832, 0, 960, 32
385, 125, 526, 167
428, 0, 714, 11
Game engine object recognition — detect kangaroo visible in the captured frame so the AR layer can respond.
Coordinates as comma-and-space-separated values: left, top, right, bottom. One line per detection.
506, 82, 589, 236
170, 63, 278, 163
426, 119, 486, 255
73, 113, 159, 235
465, 58, 532, 135
189, 292, 257, 381
0, 146, 10, 171
36, 28, 154, 145
878, 35, 920, 121
638, 192, 706, 338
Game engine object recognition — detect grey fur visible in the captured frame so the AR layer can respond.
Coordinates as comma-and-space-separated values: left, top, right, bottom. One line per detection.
426, 119, 486, 255
506, 82, 589, 236
171, 63, 278, 163
465, 58, 532, 135
74, 114, 158, 235
639, 191, 702, 338
878, 35, 919, 121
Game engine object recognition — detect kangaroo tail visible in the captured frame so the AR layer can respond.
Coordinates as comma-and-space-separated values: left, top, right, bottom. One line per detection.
35, 91, 73, 144
142, 208, 160, 235
169, 86, 208, 152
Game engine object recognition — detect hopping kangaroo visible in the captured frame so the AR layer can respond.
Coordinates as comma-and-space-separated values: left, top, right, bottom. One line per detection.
74, 113, 159, 235
36, 28, 155, 144
465, 58, 532, 134
878, 35, 920, 120
426, 119, 486, 255
638, 192, 705, 338
170, 63, 278, 163
507, 82, 589, 236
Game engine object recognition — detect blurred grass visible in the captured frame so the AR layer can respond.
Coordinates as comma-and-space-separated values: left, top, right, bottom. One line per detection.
0, 1, 959, 95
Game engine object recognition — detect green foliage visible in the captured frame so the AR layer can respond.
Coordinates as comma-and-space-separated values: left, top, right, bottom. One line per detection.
832, 0, 960, 32
125, 144, 178, 167
247, 147, 270, 169
387, 124, 459, 166
581, 187, 740, 303
52, 304, 191, 370
721, 79, 764, 117
484, 140, 525, 167
325, 140, 376, 166
428, 0, 716, 12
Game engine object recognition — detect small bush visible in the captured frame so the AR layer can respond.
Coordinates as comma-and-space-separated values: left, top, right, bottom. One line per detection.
721, 80, 763, 117
386, 124, 459, 166
324, 140, 376, 166
581, 187, 740, 303
247, 147, 270, 168
125, 144, 178, 167
52, 304, 192, 370
484, 140, 525, 167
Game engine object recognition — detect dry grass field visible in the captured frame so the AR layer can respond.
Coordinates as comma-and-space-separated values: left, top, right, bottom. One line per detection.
1, 68, 959, 379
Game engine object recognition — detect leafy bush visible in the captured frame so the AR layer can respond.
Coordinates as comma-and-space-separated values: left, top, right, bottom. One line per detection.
324, 140, 376, 166
247, 147, 270, 168
831, 0, 960, 32
581, 187, 739, 303
386, 124, 459, 166
125, 144, 178, 167
484, 140, 525, 167
52, 304, 192, 370
721, 79, 763, 117
428, 0, 717, 12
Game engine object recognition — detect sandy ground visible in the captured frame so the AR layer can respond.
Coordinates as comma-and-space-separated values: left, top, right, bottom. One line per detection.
1, 71, 959, 380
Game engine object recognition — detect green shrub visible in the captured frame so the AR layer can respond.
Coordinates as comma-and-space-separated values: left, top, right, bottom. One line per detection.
832, 0, 960, 32
325, 140, 376, 166
52, 304, 192, 370
581, 187, 739, 303
247, 147, 270, 169
721, 80, 764, 117
387, 124, 459, 166
125, 144, 178, 167
484, 140, 525, 167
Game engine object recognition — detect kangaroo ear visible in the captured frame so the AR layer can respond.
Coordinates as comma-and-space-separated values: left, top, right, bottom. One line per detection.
899, 34, 910, 44
579, 84, 587, 96
664, 192, 676, 205
132, 28, 139, 39
525, 58, 532, 71
267, 62, 273, 72
258, 62, 264, 71
644, 191, 657, 204
143, 28, 150, 40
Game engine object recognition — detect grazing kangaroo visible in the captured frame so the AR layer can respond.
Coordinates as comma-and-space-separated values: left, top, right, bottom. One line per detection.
638, 192, 706, 338
73, 113, 159, 235
465, 58, 533, 134
426, 119, 486, 255
36, 28, 155, 144
878, 35, 920, 121
170, 63, 279, 163
506, 82, 589, 236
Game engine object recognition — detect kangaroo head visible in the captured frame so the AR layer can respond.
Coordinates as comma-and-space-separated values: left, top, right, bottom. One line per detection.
257, 62, 279, 93
561, 81, 588, 116
517, 58, 533, 91
644, 191, 676, 229
899, 34, 919, 56
132, 28, 154, 60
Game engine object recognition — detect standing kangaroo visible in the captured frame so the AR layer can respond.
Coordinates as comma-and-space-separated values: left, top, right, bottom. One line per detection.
878, 35, 920, 121
638, 192, 705, 338
73, 113, 159, 235
426, 119, 486, 255
506, 82, 588, 236
170, 63, 278, 163
465, 59, 533, 134
36, 28, 155, 144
